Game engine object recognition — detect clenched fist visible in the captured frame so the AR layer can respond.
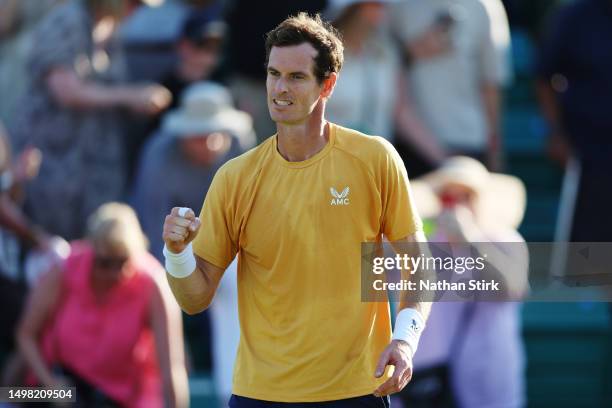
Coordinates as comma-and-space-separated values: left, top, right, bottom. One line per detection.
163, 207, 201, 254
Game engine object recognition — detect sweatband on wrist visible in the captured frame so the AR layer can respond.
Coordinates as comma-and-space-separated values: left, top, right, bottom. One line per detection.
163, 243, 196, 278
392, 308, 425, 356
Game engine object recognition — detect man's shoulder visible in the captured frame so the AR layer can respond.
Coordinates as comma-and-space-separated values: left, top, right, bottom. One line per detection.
216, 135, 274, 179
333, 124, 399, 164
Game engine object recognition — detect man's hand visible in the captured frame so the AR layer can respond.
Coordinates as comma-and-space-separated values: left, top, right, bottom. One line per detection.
373, 339, 414, 397
163, 207, 201, 254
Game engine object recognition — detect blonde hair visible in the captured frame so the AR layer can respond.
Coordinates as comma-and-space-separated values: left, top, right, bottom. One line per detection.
87, 202, 148, 255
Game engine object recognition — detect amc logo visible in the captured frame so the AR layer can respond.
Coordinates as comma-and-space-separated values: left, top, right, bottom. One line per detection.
330, 187, 350, 206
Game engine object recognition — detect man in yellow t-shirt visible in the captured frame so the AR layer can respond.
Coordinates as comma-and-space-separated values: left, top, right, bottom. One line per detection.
162, 12, 431, 407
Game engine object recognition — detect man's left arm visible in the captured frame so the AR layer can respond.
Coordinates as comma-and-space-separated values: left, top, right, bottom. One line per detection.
373, 231, 433, 397
373, 138, 434, 396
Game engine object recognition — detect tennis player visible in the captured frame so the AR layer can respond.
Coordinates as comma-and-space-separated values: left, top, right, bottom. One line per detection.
162, 13, 430, 407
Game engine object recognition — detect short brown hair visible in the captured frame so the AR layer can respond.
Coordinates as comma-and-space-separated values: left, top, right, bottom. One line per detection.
265, 13, 344, 84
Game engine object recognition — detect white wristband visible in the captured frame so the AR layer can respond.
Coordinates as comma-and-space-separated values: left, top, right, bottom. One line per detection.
163, 243, 196, 278
392, 308, 425, 356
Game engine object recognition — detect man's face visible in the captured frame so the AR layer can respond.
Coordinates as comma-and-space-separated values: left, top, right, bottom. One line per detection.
266, 43, 330, 125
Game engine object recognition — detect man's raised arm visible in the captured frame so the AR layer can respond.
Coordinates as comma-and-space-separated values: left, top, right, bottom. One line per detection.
162, 207, 225, 315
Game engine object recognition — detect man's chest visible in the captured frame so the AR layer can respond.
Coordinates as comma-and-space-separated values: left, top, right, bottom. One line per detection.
238, 166, 383, 258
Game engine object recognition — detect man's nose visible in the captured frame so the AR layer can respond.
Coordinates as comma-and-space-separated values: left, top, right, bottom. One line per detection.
274, 76, 289, 94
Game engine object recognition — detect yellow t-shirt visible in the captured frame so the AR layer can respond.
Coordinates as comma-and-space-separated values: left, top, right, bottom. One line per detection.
192, 123, 422, 402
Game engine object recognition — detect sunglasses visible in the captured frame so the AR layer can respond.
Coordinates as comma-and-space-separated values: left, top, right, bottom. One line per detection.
94, 255, 129, 270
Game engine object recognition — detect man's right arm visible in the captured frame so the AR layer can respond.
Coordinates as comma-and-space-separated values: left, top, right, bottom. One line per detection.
166, 255, 224, 315
162, 207, 226, 315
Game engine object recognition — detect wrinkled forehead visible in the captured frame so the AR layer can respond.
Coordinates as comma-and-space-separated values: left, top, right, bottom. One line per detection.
267, 43, 318, 75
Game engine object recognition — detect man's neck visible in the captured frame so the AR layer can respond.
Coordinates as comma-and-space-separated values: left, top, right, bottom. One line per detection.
276, 105, 330, 162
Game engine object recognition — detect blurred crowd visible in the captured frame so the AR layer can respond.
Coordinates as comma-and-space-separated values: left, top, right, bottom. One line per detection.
0, 0, 610, 407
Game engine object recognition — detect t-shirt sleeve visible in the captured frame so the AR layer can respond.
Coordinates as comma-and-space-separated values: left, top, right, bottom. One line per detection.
192, 167, 238, 270
379, 139, 423, 240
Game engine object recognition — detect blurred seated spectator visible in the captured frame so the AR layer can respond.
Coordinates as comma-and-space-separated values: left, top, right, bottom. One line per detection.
17, 202, 188, 408
9, 0, 172, 241
125, 11, 226, 183
399, 157, 528, 408
325, 0, 445, 172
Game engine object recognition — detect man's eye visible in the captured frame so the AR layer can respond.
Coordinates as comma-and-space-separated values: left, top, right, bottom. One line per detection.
292, 75, 304, 80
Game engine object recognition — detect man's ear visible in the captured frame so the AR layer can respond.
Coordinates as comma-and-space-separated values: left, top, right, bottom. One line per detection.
321, 72, 338, 99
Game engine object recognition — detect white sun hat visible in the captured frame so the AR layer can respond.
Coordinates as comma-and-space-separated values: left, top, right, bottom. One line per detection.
411, 156, 527, 229
162, 81, 253, 140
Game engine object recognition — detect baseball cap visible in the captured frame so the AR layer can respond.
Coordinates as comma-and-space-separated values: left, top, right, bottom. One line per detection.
181, 13, 226, 45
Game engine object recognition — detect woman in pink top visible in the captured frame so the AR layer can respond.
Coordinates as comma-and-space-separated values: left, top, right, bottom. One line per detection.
17, 203, 189, 408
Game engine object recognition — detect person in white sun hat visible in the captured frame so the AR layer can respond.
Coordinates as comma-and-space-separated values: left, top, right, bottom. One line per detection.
398, 156, 529, 408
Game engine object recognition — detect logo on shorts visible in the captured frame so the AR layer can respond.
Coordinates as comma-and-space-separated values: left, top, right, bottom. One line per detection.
330, 187, 350, 206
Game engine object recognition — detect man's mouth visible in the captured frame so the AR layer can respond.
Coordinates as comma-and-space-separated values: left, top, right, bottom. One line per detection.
273, 98, 293, 106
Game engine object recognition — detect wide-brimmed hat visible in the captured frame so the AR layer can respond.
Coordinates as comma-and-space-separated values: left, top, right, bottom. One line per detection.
411, 156, 527, 229
162, 82, 253, 139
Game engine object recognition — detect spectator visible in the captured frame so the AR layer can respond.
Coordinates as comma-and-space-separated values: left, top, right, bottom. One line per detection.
325, 0, 445, 173
536, 0, 612, 243
160, 8, 226, 104
9, 0, 171, 241
125, 10, 227, 182
400, 156, 528, 408
17, 202, 188, 408
391, 0, 512, 170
